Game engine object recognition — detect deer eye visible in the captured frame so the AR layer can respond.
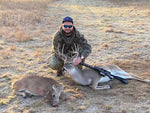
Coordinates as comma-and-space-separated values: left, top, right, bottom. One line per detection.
52, 94, 55, 98
68, 63, 73, 65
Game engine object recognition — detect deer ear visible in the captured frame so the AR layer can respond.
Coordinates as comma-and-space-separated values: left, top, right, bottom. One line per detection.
52, 84, 56, 90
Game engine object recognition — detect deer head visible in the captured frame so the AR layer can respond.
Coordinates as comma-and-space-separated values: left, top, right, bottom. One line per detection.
46, 84, 64, 107
61, 43, 80, 73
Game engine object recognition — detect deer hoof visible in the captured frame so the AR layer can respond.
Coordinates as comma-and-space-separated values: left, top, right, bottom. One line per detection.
23, 96, 27, 99
109, 85, 112, 89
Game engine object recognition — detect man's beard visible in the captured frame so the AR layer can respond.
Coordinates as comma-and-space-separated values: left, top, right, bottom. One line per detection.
62, 29, 73, 36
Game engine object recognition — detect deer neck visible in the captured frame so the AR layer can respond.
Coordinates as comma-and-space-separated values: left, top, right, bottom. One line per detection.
70, 66, 82, 75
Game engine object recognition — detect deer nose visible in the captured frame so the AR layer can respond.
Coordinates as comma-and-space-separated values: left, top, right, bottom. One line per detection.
52, 103, 58, 107
62, 67, 65, 71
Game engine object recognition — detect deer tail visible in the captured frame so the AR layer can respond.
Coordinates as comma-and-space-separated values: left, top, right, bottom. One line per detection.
127, 73, 150, 83
109, 65, 150, 83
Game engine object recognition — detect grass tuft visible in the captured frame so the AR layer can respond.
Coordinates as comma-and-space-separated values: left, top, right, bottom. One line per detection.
10, 45, 16, 51
15, 30, 33, 42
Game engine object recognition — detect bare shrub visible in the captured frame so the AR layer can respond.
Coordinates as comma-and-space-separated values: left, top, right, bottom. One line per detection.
15, 30, 33, 42
10, 45, 16, 51
104, 27, 114, 33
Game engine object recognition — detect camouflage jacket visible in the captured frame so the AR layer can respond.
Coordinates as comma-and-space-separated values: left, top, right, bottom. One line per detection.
51, 26, 92, 59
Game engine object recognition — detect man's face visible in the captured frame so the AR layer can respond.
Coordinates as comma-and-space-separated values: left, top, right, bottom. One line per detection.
62, 22, 73, 36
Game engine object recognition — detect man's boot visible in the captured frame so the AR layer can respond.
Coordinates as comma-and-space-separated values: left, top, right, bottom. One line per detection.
57, 70, 64, 76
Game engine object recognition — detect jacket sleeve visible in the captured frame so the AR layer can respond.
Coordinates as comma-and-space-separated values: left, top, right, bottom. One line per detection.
51, 31, 62, 54
76, 31, 92, 58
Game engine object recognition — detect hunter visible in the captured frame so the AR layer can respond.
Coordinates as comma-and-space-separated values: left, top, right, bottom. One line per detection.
48, 16, 92, 76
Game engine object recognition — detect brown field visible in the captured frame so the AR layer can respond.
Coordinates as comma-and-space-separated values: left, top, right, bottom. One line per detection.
0, 0, 150, 113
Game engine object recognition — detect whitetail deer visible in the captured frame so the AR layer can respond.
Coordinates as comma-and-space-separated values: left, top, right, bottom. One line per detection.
58, 44, 150, 90
13, 75, 64, 107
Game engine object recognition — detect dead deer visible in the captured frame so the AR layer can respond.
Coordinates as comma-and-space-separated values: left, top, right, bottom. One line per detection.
13, 75, 64, 107
58, 44, 150, 90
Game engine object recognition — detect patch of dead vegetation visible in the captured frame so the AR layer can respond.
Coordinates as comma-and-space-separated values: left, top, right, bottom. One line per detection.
9, 45, 16, 51
0, 73, 15, 106
108, 0, 150, 9
104, 27, 124, 34
0, 49, 14, 59
15, 30, 33, 42
0, 0, 53, 42
0, 0, 52, 26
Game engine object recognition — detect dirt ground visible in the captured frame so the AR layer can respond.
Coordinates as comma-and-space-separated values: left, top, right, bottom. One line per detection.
0, 0, 150, 113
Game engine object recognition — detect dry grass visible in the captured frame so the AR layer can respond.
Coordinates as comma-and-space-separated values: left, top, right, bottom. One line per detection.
0, 49, 14, 59
0, 0, 52, 25
0, 0, 53, 42
15, 30, 33, 42
108, 0, 150, 9
0, 0, 150, 113
9, 45, 16, 51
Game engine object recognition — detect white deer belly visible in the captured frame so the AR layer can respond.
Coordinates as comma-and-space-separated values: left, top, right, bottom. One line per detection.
99, 76, 111, 83
19, 89, 40, 96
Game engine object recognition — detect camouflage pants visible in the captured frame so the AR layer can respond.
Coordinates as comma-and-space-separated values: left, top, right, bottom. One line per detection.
47, 54, 64, 71
47, 53, 83, 71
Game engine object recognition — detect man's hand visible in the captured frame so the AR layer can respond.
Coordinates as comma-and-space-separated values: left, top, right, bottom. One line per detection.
74, 57, 82, 66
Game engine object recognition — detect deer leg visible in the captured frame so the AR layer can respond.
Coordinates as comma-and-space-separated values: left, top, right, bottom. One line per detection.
91, 78, 111, 90
96, 85, 111, 90
14, 91, 27, 98
25, 92, 34, 97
